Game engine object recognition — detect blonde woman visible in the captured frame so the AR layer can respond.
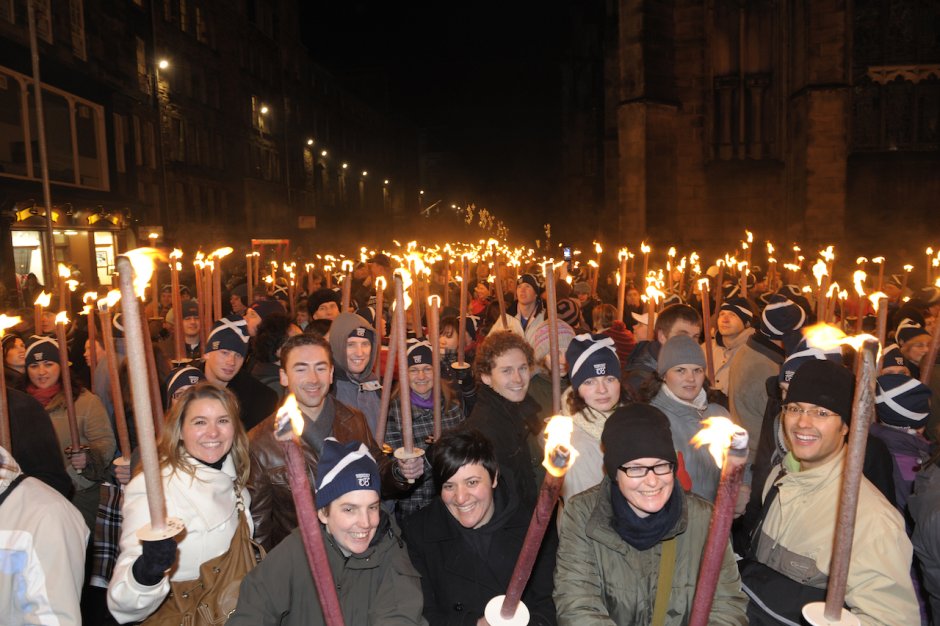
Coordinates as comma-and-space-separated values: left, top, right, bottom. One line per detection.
108, 382, 252, 623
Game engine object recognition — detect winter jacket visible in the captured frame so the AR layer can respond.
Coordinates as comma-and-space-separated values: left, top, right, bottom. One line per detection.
462, 384, 543, 509
8, 387, 71, 498
0, 448, 88, 626
249, 360, 286, 401
755, 452, 919, 625
43, 388, 116, 529
869, 422, 934, 517
561, 387, 613, 500
386, 391, 465, 519
910, 460, 940, 622
402, 476, 557, 625
247, 395, 409, 551
329, 312, 382, 435
651, 388, 730, 502
224, 365, 279, 431
554, 478, 747, 625
727, 333, 784, 467
108, 454, 251, 623
230, 513, 426, 626
706, 327, 755, 394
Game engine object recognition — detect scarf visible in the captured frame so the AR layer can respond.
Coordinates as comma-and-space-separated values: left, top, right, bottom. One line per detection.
661, 384, 708, 411
192, 451, 229, 471
573, 405, 614, 441
27, 383, 62, 408
610, 478, 683, 551
410, 389, 434, 410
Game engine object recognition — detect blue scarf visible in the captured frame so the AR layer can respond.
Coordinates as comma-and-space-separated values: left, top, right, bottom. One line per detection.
609, 479, 683, 551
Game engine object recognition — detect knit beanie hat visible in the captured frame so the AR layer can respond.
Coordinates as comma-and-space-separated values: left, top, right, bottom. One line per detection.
779, 338, 842, 385
251, 298, 286, 322
406, 338, 433, 368
657, 334, 706, 376
896, 321, 930, 346
165, 366, 205, 404
776, 285, 813, 320
661, 293, 684, 308
557, 298, 582, 328
785, 359, 854, 424
166, 299, 199, 326
720, 298, 754, 327
516, 273, 542, 294
529, 319, 576, 367
760, 294, 806, 340
308, 288, 342, 316
881, 343, 907, 370
602, 404, 677, 479
876, 374, 932, 428
346, 323, 376, 346
573, 281, 591, 296
205, 314, 250, 356
231, 283, 248, 302
315, 438, 380, 510
25, 335, 60, 365
566, 333, 621, 389
918, 286, 940, 306
1, 333, 21, 353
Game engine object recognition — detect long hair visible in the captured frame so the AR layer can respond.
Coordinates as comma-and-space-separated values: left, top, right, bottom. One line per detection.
566, 380, 628, 420
156, 382, 250, 488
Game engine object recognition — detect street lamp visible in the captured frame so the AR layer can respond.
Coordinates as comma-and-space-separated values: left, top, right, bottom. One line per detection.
321, 150, 328, 157
260, 105, 269, 115
307, 138, 314, 146
157, 58, 170, 70
361, 171, 368, 177
384, 179, 389, 185
341, 162, 348, 169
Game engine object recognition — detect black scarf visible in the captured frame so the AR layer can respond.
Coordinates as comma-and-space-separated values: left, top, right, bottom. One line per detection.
609, 479, 683, 551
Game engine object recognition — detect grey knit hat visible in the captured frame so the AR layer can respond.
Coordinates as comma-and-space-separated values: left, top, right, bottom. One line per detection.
657, 335, 706, 376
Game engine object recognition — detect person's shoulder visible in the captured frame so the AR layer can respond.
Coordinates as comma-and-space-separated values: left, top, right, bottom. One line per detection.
858, 477, 907, 531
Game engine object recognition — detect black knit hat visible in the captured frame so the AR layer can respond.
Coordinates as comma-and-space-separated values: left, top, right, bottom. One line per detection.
24, 335, 60, 365
566, 333, 621, 389
205, 314, 250, 356
406, 338, 433, 368
602, 404, 677, 479
307, 288, 342, 316
516, 273, 542, 294
785, 359, 855, 424
720, 298, 754, 327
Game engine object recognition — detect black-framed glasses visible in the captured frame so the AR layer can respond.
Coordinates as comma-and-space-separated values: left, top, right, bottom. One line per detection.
618, 462, 675, 479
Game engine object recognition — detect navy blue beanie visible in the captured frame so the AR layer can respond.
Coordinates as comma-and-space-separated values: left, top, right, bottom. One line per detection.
315, 438, 380, 510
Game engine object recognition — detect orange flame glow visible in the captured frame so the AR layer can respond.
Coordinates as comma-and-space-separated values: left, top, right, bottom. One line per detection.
868, 291, 887, 310
54, 311, 69, 325
803, 322, 877, 352
57, 263, 70, 278
124, 247, 167, 299
853, 270, 867, 297
691, 416, 747, 468
641, 241, 651, 254
542, 415, 578, 477
83, 292, 98, 305
812, 260, 828, 286
276, 394, 305, 439
0, 315, 22, 334
34, 291, 51, 307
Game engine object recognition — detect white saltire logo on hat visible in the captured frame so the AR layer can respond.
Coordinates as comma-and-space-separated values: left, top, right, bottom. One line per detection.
356, 473, 371, 487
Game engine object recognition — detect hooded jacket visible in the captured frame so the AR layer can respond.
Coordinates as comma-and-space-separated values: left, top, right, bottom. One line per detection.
230, 512, 426, 626
0, 448, 88, 626
329, 312, 382, 435
554, 478, 747, 625
402, 475, 557, 625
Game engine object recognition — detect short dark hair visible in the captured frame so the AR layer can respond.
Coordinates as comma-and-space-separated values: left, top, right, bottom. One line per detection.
472, 331, 535, 382
654, 304, 701, 339
431, 429, 499, 489
279, 333, 332, 369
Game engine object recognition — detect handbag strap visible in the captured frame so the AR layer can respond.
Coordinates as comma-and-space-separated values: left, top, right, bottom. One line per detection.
651, 537, 677, 626
747, 472, 783, 560
0, 474, 27, 509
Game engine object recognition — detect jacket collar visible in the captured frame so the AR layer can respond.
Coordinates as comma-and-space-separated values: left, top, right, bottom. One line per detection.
776, 449, 845, 504
746, 332, 786, 363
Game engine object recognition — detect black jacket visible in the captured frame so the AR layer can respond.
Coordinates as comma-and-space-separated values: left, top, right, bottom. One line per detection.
401, 477, 557, 625
9, 388, 72, 498
215, 366, 279, 431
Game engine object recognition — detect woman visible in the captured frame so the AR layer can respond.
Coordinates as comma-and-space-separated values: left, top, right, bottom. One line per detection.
386, 338, 466, 521
896, 321, 931, 380
641, 334, 731, 502
108, 383, 252, 623
469, 279, 492, 316
231, 438, 425, 625
402, 429, 557, 625
554, 404, 747, 624
3, 333, 26, 389
562, 333, 625, 499
23, 335, 115, 530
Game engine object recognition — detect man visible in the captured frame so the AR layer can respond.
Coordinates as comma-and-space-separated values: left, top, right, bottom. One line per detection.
328, 312, 382, 435
509, 273, 545, 337
707, 297, 756, 394
728, 294, 805, 466
461, 331, 542, 508
307, 288, 342, 321
201, 313, 277, 430
229, 283, 249, 316
160, 298, 201, 360
742, 359, 919, 624
247, 334, 417, 551
623, 303, 702, 396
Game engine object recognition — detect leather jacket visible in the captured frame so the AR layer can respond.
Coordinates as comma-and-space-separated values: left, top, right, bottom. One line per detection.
247, 396, 409, 551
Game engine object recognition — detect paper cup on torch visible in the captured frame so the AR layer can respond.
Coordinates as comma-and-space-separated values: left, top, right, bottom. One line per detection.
117, 250, 184, 542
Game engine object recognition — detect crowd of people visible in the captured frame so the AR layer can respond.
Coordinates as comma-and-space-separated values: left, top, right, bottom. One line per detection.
1, 249, 939, 625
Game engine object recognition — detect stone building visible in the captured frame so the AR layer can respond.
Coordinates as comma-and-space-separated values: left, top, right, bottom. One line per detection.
562, 0, 940, 256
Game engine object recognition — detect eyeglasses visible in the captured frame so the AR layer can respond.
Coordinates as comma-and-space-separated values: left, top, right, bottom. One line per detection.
618, 462, 675, 479
783, 404, 838, 419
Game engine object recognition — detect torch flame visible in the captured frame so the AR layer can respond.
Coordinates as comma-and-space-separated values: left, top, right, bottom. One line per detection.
872, 256, 884, 264
615, 273, 621, 286
618, 248, 628, 261
342, 260, 354, 272
697, 277, 710, 292
904, 264, 914, 273
0, 315, 22, 334
691, 417, 748, 468
820, 245, 835, 263
66, 280, 78, 292
812, 260, 828, 286
83, 291, 98, 304
803, 322, 877, 352
641, 241, 651, 254
34, 291, 52, 307
853, 270, 867, 297
375, 276, 387, 291
542, 415, 578, 477
123, 247, 167, 299
54, 311, 69, 325
826, 282, 841, 298
928, 247, 934, 256
103, 290, 121, 309
58, 263, 70, 278
856, 256, 868, 265
668, 246, 676, 258
767, 242, 775, 255
746, 230, 753, 243
169, 248, 183, 260
275, 394, 305, 440
645, 285, 665, 303
209, 246, 233, 260
428, 295, 441, 308
868, 291, 887, 310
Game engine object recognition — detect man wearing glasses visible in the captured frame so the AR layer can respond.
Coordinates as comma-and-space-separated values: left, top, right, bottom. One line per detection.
742, 359, 918, 624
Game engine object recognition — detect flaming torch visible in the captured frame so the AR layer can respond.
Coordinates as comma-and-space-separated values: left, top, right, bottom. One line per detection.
641, 241, 651, 283
340, 259, 354, 312
0, 315, 22, 450
812, 260, 828, 319
427, 295, 443, 441
869, 292, 889, 348
544, 261, 562, 414
687, 417, 749, 626
872, 256, 885, 291
209, 247, 233, 322
616, 248, 628, 322
57, 263, 71, 315
117, 249, 184, 542
392, 270, 425, 480
54, 311, 84, 469
927, 247, 934, 284
98, 290, 132, 464
82, 292, 98, 386
169, 249, 184, 363
801, 324, 879, 626
34, 291, 51, 335
698, 278, 716, 386
592, 242, 603, 297
853, 271, 867, 335
485, 415, 578, 625
274, 395, 345, 626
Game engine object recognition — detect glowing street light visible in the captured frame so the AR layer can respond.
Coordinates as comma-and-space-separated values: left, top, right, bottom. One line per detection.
321, 150, 328, 157
157, 59, 170, 70
306, 138, 314, 146
260, 105, 269, 115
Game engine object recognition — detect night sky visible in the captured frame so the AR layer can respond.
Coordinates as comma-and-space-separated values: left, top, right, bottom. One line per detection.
301, 1, 567, 240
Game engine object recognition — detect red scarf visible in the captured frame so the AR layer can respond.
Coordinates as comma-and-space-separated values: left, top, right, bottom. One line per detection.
27, 382, 62, 408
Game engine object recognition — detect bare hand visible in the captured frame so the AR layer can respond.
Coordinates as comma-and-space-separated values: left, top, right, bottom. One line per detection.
398, 457, 425, 481
477, 617, 491, 626
113, 461, 132, 485
734, 484, 751, 518
69, 451, 88, 471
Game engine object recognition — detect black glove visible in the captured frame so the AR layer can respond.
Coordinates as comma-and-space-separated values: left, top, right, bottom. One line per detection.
452, 362, 474, 390
131, 537, 178, 586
